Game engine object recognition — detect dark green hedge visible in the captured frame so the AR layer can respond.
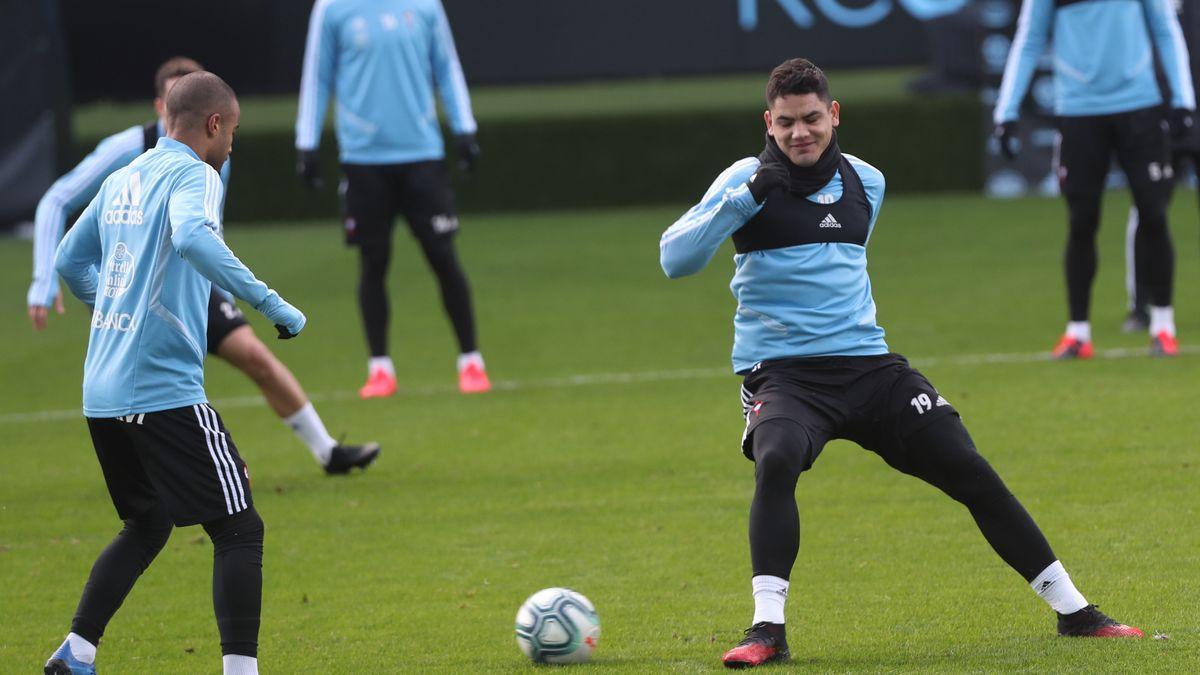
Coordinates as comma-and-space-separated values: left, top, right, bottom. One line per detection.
77, 95, 980, 222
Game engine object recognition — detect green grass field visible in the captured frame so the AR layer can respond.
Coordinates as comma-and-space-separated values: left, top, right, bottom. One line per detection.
2, 190, 1198, 672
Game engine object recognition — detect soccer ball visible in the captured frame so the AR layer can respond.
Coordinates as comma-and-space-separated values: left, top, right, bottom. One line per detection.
514, 587, 600, 664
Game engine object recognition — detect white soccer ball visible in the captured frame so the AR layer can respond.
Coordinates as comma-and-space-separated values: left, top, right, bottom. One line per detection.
514, 587, 600, 664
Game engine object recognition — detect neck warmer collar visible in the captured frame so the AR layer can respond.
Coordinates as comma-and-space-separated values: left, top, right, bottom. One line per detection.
758, 130, 842, 198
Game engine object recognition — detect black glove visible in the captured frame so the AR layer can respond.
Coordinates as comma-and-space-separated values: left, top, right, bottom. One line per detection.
993, 122, 1019, 160
455, 133, 480, 174
275, 323, 298, 340
296, 150, 323, 190
1168, 107, 1195, 140
746, 162, 789, 204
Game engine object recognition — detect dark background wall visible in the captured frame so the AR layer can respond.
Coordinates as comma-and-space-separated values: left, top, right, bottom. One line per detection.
60, 0, 930, 102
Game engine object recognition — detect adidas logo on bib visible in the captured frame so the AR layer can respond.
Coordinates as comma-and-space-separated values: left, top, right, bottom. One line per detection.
818, 213, 841, 229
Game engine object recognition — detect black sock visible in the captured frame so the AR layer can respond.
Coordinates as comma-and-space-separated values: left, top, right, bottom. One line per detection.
203, 508, 264, 657
71, 505, 173, 645
901, 416, 1056, 582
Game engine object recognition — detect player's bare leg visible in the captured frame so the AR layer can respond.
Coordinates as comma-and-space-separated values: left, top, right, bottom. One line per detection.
215, 326, 379, 474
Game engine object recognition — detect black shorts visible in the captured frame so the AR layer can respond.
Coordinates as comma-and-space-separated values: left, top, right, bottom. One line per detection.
1056, 106, 1173, 198
87, 404, 253, 526
206, 289, 248, 355
739, 353, 959, 470
339, 160, 458, 247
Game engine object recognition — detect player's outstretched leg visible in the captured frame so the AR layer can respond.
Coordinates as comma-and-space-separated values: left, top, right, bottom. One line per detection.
45, 505, 173, 674
215, 327, 380, 474
897, 415, 1143, 638
203, 508, 265, 675
722, 418, 812, 668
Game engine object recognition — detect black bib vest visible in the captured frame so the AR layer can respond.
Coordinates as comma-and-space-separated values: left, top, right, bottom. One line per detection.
732, 157, 871, 254
142, 121, 158, 152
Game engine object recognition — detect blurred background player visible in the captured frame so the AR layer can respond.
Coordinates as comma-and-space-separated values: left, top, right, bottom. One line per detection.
45, 71, 304, 675
295, 0, 489, 397
661, 59, 1143, 669
1123, 0, 1200, 333
993, 0, 1195, 358
27, 57, 379, 474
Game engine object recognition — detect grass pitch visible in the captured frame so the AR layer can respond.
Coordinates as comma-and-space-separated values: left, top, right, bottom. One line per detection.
1, 191, 1198, 672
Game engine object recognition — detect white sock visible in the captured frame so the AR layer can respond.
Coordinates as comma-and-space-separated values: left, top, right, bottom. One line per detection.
1149, 305, 1175, 337
457, 350, 484, 372
223, 654, 258, 675
751, 575, 788, 625
1066, 321, 1091, 342
1030, 560, 1088, 615
368, 356, 395, 377
66, 633, 96, 664
283, 402, 337, 464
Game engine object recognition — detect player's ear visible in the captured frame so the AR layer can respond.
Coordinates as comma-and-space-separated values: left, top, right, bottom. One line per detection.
764, 109, 773, 134
829, 100, 840, 128
207, 112, 220, 137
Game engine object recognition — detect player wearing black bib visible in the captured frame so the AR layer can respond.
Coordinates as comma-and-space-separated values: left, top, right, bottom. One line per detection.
661, 59, 1144, 669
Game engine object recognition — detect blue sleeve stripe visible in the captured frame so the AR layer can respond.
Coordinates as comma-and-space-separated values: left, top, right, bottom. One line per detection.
297, 0, 334, 149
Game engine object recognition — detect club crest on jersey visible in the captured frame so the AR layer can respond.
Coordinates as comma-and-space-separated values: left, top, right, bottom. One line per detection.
103, 171, 144, 225
103, 242, 137, 298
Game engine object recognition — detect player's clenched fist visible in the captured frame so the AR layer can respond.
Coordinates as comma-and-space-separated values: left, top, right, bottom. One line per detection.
747, 162, 790, 204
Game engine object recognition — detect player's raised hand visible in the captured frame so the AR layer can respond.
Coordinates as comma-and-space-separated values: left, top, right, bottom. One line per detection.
28, 290, 66, 331
296, 149, 323, 190
994, 122, 1019, 160
747, 161, 789, 204
455, 133, 480, 174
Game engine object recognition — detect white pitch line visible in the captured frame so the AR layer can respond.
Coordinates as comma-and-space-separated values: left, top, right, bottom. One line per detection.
2, 347, 1195, 426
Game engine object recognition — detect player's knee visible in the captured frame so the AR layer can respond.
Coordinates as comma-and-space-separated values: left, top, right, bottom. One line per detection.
751, 419, 810, 485
359, 245, 391, 280
904, 417, 1010, 505
121, 509, 173, 561
203, 507, 265, 554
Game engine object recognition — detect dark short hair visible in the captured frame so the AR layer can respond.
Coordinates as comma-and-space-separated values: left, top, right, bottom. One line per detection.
164, 71, 238, 131
155, 57, 204, 97
766, 58, 831, 105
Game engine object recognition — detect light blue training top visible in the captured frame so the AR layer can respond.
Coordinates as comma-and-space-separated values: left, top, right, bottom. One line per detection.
55, 138, 304, 417
994, 0, 1195, 123
295, 0, 476, 164
660, 154, 889, 373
